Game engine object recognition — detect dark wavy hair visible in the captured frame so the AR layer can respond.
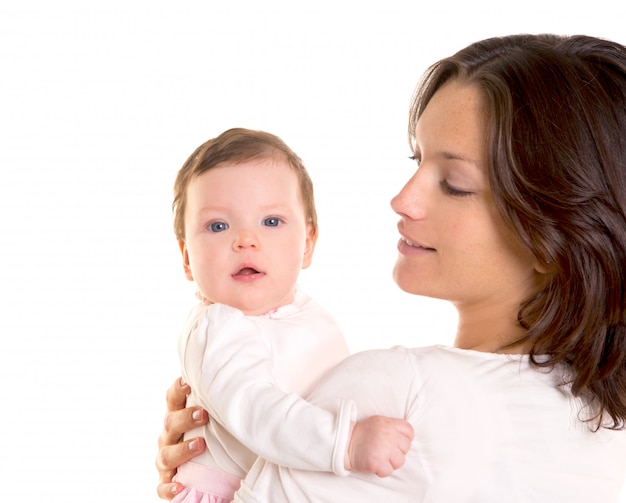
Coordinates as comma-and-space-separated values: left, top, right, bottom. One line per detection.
172, 128, 317, 243
409, 34, 626, 429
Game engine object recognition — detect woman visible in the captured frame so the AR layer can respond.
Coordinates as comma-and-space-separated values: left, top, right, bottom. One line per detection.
157, 34, 626, 501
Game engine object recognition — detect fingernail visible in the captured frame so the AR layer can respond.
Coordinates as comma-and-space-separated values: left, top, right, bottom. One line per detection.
180, 378, 188, 387
170, 484, 180, 495
192, 410, 202, 422
189, 439, 199, 451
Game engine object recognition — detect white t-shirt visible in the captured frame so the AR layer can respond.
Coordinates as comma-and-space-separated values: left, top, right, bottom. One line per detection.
178, 289, 353, 482
234, 345, 626, 502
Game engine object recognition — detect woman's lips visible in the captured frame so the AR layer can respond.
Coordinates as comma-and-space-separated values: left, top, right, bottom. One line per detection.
397, 236, 436, 255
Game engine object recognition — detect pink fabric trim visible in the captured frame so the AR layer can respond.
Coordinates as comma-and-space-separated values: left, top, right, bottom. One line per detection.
173, 462, 242, 503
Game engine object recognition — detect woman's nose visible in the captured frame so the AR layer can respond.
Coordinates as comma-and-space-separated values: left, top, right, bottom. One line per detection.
233, 229, 259, 250
390, 171, 427, 220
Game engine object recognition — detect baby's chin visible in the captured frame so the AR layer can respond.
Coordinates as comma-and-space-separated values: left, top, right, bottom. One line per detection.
200, 286, 297, 316
233, 293, 297, 317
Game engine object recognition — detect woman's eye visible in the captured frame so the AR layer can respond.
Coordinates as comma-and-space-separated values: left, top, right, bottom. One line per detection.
209, 221, 229, 232
440, 180, 473, 197
408, 155, 421, 167
263, 217, 282, 227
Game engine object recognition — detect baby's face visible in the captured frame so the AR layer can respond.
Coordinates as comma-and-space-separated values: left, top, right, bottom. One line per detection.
180, 157, 315, 315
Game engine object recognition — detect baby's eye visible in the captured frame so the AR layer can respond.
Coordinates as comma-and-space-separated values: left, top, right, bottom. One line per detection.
263, 217, 282, 227
209, 221, 229, 232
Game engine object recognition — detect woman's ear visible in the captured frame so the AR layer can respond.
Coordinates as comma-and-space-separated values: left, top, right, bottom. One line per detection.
301, 224, 317, 270
533, 257, 551, 275
178, 240, 194, 281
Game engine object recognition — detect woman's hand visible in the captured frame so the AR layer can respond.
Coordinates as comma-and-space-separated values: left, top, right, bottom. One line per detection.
155, 378, 209, 500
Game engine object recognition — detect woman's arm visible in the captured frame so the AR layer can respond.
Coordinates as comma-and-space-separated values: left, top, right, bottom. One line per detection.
155, 378, 209, 500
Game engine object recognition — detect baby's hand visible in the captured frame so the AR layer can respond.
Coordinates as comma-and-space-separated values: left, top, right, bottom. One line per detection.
344, 416, 414, 477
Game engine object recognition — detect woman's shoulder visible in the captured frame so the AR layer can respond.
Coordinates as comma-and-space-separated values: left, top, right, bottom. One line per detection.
341, 345, 548, 399
333, 345, 450, 380
348, 344, 517, 366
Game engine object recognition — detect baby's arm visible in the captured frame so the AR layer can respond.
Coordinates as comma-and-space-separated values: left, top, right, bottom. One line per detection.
180, 304, 412, 476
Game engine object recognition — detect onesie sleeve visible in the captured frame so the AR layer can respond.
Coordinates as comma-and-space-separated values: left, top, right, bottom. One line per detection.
179, 303, 356, 475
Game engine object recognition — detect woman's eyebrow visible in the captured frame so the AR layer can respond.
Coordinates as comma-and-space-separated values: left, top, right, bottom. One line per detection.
439, 150, 483, 170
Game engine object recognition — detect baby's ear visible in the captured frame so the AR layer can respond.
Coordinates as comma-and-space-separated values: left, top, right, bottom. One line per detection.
301, 223, 317, 269
178, 240, 194, 281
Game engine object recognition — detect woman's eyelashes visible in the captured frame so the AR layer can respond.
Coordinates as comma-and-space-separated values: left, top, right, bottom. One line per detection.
409, 155, 473, 197
440, 179, 474, 197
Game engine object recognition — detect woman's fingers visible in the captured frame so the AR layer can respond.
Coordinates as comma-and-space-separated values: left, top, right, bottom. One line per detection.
156, 437, 207, 500
155, 378, 209, 500
159, 378, 208, 446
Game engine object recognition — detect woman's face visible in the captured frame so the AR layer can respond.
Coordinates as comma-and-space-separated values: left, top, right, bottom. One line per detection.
391, 79, 542, 316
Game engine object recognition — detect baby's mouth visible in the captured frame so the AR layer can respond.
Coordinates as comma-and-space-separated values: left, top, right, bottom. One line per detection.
236, 267, 260, 275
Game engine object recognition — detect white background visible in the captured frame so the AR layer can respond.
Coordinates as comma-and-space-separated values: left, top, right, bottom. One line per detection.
1, 2, 625, 501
